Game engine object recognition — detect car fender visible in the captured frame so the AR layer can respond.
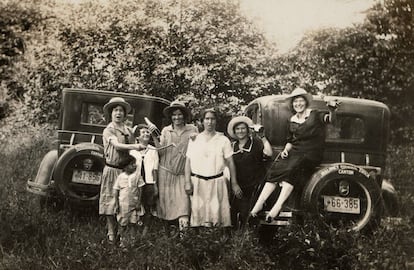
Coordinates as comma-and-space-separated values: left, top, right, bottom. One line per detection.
381, 179, 399, 217
53, 143, 105, 202
302, 163, 383, 232
27, 150, 58, 196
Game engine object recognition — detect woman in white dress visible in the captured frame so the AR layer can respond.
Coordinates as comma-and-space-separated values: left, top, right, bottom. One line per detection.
184, 109, 239, 227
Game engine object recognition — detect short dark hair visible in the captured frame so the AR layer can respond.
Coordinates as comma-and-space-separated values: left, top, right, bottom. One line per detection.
107, 104, 126, 116
119, 155, 136, 169
133, 124, 149, 137
200, 108, 219, 122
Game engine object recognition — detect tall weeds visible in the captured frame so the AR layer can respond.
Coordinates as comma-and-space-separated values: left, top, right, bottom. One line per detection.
0, 123, 413, 269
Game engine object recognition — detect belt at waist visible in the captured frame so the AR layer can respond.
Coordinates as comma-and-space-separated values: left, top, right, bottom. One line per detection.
191, 172, 224, 180
105, 162, 123, 169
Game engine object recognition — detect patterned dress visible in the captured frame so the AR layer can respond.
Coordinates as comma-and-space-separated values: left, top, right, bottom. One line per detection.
186, 132, 233, 227
99, 122, 134, 215
157, 124, 198, 220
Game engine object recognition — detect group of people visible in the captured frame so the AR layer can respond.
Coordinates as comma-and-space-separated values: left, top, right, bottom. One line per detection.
98, 88, 339, 247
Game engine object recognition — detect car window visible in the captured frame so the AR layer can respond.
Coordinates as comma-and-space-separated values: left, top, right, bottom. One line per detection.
245, 103, 260, 123
326, 115, 365, 143
81, 103, 134, 127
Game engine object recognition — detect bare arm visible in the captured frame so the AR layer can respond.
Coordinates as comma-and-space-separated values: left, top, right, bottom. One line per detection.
184, 158, 193, 195
111, 139, 146, 151
261, 137, 273, 157
225, 156, 242, 199
281, 142, 293, 159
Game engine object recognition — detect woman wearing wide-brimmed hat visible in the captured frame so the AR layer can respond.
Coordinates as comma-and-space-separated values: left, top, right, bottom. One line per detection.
227, 116, 273, 229
156, 100, 198, 235
250, 88, 340, 222
100, 97, 146, 243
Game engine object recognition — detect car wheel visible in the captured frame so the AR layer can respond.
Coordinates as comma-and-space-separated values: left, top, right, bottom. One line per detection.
302, 163, 383, 232
53, 143, 104, 204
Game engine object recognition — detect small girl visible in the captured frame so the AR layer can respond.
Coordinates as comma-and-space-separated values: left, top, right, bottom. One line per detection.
113, 155, 144, 248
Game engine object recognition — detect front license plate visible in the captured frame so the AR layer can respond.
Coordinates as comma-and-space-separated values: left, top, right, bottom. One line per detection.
72, 170, 102, 185
323, 196, 360, 214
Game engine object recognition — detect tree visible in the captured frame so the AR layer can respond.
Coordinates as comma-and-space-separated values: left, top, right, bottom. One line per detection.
16, 0, 280, 123
280, 0, 414, 142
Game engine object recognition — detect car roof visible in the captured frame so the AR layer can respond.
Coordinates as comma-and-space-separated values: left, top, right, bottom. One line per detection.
250, 95, 389, 111
63, 88, 171, 105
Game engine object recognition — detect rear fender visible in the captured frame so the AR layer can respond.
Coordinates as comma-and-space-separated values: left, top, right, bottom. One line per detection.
27, 150, 58, 196
381, 179, 399, 217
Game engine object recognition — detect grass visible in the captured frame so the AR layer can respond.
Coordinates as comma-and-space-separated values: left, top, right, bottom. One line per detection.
0, 122, 413, 269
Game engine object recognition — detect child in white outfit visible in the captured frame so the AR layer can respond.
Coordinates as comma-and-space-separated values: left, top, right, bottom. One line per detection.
130, 124, 159, 236
113, 155, 144, 248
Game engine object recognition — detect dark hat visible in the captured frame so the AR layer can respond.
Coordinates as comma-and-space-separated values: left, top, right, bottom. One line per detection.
103, 97, 132, 115
163, 100, 191, 120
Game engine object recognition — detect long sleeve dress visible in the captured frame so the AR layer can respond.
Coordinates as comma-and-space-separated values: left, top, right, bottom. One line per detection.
268, 109, 330, 187
157, 124, 198, 220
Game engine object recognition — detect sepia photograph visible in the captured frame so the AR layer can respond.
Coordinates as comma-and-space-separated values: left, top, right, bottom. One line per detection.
0, 0, 413, 269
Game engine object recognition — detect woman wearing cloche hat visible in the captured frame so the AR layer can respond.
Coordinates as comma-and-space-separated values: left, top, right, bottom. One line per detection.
156, 100, 198, 235
227, 115, 273, 229
100, 96, 147, 243
250, 87, 340, 222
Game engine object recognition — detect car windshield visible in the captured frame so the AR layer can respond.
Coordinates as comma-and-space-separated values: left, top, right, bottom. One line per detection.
81, 103, 133, 127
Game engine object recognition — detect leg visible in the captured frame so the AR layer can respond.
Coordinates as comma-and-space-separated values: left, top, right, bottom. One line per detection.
266, 181, 294, 221
250, 182, 277, 216
230, 195, 241, 229
106, 215, 116, 242
119, 225, 128, 248
178, 215, 189, 238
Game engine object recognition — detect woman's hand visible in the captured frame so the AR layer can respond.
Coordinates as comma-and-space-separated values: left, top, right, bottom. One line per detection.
133, 143, 147, 151
232, 183, 243, 199
153, 185, 159, 198
184, 181, 193, 196
189, 132, 198, 141
281, 149, 289, 159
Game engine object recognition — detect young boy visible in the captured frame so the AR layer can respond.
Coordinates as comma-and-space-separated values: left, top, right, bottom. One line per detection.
130, 124, 159, 236
113, 155, 144, 248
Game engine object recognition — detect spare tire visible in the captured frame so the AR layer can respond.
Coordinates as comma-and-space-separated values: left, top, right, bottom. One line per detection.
53, 143, 105, 204
302, 163, 383, 232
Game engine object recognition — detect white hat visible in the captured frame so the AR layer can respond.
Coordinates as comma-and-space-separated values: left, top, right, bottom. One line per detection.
227, 116, 253, 139
286, 88, 313, 106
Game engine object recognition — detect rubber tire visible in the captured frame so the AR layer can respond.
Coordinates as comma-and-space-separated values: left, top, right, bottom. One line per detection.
302, 163, 383, 232
53, 143, 104, 202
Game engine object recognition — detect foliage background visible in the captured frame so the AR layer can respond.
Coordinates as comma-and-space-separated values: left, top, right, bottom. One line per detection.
1, 0, 412, 142
0, 0, 413, 268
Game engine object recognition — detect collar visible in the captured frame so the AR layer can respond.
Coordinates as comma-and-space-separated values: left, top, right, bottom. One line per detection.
232, 136, 253, 154
291, 109, 312, 124
165, 124, 194, 133
107, 122, 129, 135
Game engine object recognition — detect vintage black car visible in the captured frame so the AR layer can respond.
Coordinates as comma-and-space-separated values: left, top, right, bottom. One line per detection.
245, 95, 398, 232
27, 88, 170, 207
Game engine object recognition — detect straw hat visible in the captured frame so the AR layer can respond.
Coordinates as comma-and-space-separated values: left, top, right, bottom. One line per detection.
286, 88, 313, 105
227, 116, 253, 139
103, 97, 131, 115
163, 100, 191, 120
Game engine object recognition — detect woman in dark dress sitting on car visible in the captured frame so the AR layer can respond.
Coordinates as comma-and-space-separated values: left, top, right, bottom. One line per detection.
250, 88, 339, 222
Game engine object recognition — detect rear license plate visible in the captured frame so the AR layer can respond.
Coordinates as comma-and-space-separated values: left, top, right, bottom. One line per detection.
72, 170, 102, 185
323, 196, 360, 214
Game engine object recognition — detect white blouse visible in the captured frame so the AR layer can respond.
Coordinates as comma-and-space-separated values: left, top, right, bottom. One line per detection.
186, 132, 233, 176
